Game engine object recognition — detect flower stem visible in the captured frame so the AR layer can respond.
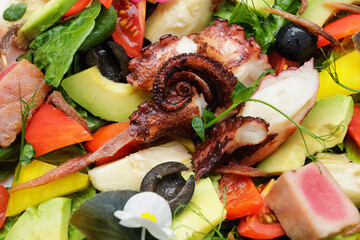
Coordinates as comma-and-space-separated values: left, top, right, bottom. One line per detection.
141, 227, 146, 240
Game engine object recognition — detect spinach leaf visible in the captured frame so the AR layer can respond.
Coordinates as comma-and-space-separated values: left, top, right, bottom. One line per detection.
214, 0, 300, 53
3, 3, 26, 21
70, 190, 148, 240
0, 142, 20, 162
26, 2, 101, 87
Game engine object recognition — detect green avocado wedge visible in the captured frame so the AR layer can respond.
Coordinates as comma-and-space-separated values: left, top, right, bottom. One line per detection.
257, 95, 354, 175
61, 66, 152, 122
19, 0, 77, 41
5, 198, 71, 240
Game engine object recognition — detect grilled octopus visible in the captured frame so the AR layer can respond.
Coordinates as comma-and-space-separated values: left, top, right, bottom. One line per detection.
9, 19, 320, 193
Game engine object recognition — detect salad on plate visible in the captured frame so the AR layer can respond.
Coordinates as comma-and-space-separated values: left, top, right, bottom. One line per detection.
0, 0, 360, 239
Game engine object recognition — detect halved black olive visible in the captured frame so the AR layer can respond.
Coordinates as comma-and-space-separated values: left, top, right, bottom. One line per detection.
140, 162, 195, 214
275, 21, 318, 63
86, 41, 129, 83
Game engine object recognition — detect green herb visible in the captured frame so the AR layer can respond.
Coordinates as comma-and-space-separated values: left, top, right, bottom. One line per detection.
23, 2, 101, 87
3, 3, 26, 21
14, 86, 39, 181
192, 68, 274, 142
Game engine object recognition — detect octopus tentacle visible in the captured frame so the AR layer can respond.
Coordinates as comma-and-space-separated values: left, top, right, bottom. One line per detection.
153, 53, 237, 112
193, 116, 276, 180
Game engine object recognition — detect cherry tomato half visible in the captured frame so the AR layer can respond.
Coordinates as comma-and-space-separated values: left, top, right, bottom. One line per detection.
112, 0, 146, 58
0, 185, 9, 228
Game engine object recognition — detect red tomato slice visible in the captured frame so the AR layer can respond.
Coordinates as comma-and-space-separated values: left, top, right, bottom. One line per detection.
0, 185, 9, 228
84, 122, 138, 166
219, 174, 264, 220
269, 50, 299, 75
63, 0, 92, 17
237, 179, 286, 240
112, 0, 146, 58
237, 212, 285, 240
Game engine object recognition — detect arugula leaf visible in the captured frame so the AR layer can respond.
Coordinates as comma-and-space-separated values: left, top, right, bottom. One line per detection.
192, 117, 206, 142
25, 2, 101, 87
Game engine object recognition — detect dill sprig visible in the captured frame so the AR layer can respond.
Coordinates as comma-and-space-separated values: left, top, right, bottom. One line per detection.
14, 85, 38, 181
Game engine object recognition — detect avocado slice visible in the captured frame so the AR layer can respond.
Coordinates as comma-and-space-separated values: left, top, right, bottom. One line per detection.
301, 0, 357, 26
19, 0, 78, 40
257, 95, 354, 174
171, 177, 226, 239
5, 198, 71, 240
61, 66, 152, 122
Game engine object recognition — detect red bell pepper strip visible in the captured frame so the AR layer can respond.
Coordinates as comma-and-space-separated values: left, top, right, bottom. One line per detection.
25, 102, 93, 157
84, 122, 137, 166
318, 14, 360, 48
348, 104, 360, 148
269, 50, 299, 75
0, 185, 9, 228
219, 174, 264, 220
63, 0, 92, 17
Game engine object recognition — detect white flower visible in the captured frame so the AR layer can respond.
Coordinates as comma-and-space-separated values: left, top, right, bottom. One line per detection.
114, 192, 175, 240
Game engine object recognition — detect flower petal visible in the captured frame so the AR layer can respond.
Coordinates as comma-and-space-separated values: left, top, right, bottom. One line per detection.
122, 192, 172, 228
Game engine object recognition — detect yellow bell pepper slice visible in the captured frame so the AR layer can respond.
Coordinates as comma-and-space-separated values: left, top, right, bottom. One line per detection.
317, 51, 360, 99
6, 160, 89, 216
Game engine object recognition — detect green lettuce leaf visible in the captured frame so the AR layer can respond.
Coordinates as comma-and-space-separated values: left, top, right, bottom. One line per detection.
24, 2, 101, 87
214, 0, 300, 52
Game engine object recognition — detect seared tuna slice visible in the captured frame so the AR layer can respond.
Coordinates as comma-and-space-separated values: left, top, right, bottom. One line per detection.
0, 59, 50, 148
265, 162, 360, 240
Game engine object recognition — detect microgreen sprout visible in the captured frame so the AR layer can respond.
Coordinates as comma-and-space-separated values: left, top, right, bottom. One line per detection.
321, 48, 360, 93
15, 85, 38, 181
192, 67, 344, 163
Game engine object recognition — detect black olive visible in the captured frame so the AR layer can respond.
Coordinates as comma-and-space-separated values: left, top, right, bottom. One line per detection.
86, 41, 129, 83
106, 41, 129, 77
140, 162, 195, 214
275, 21, 318, 63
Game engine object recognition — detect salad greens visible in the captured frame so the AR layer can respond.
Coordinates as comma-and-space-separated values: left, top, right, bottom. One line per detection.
23, 2, 101, 87
215, 0, 300, 52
